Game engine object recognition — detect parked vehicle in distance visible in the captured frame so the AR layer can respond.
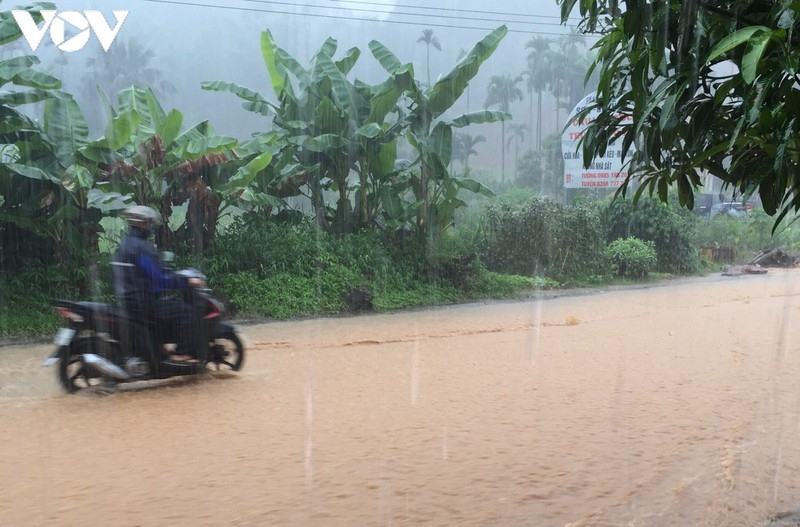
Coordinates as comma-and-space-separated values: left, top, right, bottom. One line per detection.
693, 193, 756, 218
709, 202, 753, 218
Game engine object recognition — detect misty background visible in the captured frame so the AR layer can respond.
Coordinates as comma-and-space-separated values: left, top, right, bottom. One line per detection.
19, 0, 598, 184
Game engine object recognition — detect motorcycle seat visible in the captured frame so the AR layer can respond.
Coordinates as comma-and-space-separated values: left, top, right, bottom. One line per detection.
54, 299, 128, 320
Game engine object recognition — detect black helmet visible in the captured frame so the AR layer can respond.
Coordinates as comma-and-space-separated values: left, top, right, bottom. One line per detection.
122, 205, 161, 227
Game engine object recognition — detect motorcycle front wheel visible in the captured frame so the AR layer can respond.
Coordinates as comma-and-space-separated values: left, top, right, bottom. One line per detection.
208, 332, 244, 371
58, 338, 108, 394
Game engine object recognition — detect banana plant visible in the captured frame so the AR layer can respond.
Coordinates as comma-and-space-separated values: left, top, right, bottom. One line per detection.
78, 86, 238, 252
368, 25, 508, 241
0, 3, 117, 269
204, 30, 414, 233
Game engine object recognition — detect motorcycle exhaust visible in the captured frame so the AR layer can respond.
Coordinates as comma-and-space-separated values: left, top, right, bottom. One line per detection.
83, 353, 131, 380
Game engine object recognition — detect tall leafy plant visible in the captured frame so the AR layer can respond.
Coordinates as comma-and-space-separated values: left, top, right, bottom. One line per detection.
0, 3, 122, 271
485, 74, 524, 184
205, 30, 412, 233
78, 86, 238, 253
369, 25, 509, 246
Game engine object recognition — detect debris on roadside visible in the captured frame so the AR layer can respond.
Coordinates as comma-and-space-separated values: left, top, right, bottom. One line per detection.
722, 264, 768, 276
722, 247, 798, 276
748, 247, 799, 268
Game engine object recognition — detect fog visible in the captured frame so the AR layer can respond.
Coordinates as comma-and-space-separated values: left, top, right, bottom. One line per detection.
22, 0, 596, 179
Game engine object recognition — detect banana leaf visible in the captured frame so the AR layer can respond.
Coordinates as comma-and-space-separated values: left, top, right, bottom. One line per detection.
5, 162, 59, 184
260, 30, 287, 97
158, 109, 183, 147
427, 25, 507, 119
174, 121, 236, 157
43, 96, 89, 167
336, 47, 361, 76
103, 109, 140, 151
316, 52, 369, 123
86, 187, 131, 212
449, 109, 510, 128
201, 80, 275, 117
224, 150, 274, 191
368, 40, 404, 74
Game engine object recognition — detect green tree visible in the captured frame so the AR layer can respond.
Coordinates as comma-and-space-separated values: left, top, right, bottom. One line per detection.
541, 133, 565, 199
557, 0, 800, 223
524, 36, 552, 150
371, 26, 508, 244
0, 3, 108, 272
205, 30, 411, 234
515, 149, 543, 190
79, 86, 238, 255
506, 123, 528, 180
417, 29, 441, 87
546, 35, 595, 138
207, 27, 506, 241
80, 38, 175, 133
485, 74, 523, 183
453, 132, 485, 170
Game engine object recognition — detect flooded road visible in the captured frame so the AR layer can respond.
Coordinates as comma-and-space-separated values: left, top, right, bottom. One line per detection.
3, 270, 800, 526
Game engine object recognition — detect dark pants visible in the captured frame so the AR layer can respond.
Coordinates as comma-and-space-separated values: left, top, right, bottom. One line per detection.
122, 294, 198, 357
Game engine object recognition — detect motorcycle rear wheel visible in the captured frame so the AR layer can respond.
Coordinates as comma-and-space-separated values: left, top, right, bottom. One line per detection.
58, 338, 108, 394
208, 331, 244, 371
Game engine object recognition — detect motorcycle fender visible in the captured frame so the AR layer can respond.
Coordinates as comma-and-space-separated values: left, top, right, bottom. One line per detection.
43, 346, 69, 367
211, 322, 238, 337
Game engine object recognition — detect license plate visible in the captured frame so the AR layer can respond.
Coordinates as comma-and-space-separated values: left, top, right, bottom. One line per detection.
53, 327, 75, 346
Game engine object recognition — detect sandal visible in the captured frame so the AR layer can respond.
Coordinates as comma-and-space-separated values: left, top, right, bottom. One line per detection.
168, 354, 200, 364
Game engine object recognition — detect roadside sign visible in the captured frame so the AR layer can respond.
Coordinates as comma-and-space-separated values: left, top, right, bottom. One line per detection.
562, 91, 633, 189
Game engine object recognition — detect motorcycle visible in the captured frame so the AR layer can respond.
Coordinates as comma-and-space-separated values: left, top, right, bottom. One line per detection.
44, 269, 244, 393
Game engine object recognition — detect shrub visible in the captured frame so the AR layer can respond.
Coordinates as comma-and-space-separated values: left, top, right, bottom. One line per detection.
477, 195, 608, 283
548, 199, 608, 283
605, 237, 657, 278
479, 197, 560, 277
0, 265, 80, 338
602, 196, 700, 274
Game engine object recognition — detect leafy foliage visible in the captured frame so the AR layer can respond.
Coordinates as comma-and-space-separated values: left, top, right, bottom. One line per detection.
206, 213, 542, 318
369, 25, 507, 242
209, 214, 387, 316
0, 265, 78, 338
479, 196, 608, 282
558, 0, 800, 225
80, 86, 238, 254
601, 196, 701, 274
694, 208, 800, 259
605, 237, 657, 278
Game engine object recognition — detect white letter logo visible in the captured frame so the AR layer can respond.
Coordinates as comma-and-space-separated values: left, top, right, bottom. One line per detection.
83, 11, 128, 52
11, 10, 56, 51
11, 10, 128, 52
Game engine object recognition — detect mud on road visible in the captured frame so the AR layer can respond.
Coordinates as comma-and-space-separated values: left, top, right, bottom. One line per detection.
2, 270, 800, 526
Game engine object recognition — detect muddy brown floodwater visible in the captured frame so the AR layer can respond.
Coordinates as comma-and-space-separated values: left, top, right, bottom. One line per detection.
3, 270, 800, 526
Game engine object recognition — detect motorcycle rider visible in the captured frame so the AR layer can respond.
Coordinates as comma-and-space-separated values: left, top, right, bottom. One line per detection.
112, 205, 204, 363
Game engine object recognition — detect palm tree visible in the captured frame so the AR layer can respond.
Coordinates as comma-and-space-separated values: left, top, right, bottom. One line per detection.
524, 36, 553, 151
453, 132, 486, 170
418, 29, 441, 87
550, 37, 594, 132
506, 123, 528, 180
485, 74, 524, 183
80, 37, 175, 133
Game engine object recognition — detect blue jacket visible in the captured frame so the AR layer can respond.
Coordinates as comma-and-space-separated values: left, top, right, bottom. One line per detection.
112, 227, 188, 310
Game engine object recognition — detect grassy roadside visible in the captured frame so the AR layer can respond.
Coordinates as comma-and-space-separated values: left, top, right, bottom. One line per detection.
0, 270, 699, 346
